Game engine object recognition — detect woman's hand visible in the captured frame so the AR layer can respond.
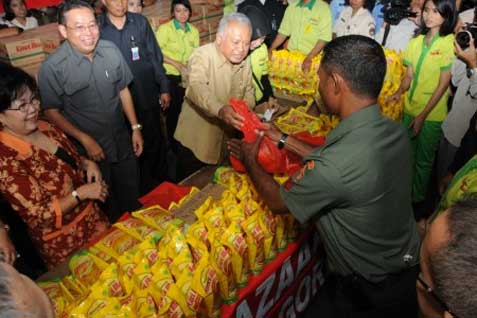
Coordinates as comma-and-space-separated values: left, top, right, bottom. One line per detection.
77, 181, 109, 203
386, 90, 402, 103
409, 113, 427, 136
0, 227, 16, 265
83, 159, 102, 183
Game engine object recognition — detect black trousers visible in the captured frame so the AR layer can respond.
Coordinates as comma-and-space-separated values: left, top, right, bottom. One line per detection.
99, 157, 141, 223
175, 143, 207, 182
165, 74, 185, 153
301, 265, 419, 318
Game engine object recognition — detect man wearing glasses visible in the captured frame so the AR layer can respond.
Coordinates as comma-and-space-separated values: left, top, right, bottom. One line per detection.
38, 0, 143, 222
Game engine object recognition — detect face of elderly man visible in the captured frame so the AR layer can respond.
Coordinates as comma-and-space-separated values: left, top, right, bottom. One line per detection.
216, 20, 252, 64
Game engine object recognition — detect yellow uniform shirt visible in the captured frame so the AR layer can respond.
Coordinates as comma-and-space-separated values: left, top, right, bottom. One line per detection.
278, 0, 332, 55
155, 19, 200, 76
403, 33, 455, 121
249, 43, 269, 102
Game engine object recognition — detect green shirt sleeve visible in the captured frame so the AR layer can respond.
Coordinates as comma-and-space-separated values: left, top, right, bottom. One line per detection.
279, 157, 347, 224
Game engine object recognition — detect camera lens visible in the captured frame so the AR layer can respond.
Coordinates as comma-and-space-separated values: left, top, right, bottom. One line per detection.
456, 31, 471, 49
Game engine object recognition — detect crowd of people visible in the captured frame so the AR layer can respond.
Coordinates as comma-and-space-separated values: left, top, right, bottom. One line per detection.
0, 0, 476, 316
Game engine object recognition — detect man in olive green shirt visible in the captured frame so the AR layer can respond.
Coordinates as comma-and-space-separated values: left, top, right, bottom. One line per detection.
229, 35, 420, 317
174, 13, 255, 180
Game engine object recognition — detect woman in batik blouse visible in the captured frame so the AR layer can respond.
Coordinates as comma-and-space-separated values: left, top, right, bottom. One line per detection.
0, 63, 110, 269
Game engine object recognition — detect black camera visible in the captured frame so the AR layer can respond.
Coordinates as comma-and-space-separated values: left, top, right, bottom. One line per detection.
456, 24, 477, 49
382, 0, 417, 25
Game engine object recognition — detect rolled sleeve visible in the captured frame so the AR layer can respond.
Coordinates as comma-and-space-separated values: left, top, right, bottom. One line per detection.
279, 158, 346, 224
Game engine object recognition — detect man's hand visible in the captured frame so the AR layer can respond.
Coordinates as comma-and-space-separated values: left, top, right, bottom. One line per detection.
0, 228, 16, 265
83, 159, 102, 183
262, 123, 282, 144
132, 130, 144, 157
219, 105, 245, 130
81, 134, 105, 162
228, 131, 263, 163
160, 93, 171, 110
301, 54, 313, 73
455, 39, 477, 69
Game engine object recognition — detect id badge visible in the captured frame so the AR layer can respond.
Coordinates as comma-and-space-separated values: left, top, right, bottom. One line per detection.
131, 46, 140, 61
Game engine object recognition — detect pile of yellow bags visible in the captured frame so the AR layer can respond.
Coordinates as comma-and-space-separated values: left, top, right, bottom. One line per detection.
39, 168, 300, 318
268, 48, 406, 123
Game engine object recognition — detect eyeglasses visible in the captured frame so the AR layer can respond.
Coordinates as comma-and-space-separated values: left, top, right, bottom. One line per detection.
65, 23, 99, 34
7, 98, 40, 113
417, 275, 459, 318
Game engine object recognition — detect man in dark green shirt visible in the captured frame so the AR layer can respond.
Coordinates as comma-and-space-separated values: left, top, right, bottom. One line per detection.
229, 35, 420, 317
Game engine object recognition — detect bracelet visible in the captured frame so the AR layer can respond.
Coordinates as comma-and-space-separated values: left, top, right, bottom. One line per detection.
71, 190, 81, 204
277, 133, 289, 150
131, 123, 142, 131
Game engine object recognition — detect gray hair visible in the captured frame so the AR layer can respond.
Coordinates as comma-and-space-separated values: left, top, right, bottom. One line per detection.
217, 12, 252, 36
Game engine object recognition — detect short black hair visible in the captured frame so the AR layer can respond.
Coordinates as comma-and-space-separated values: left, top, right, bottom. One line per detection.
416, 0, 457, 36
3, 0, 32, 22
0, 62, 37, 113
430, 196, 477, 318
321, 35, 386, 99
170, 0, 192, 15
57, 0, 94, 25
344, 0, 375, 11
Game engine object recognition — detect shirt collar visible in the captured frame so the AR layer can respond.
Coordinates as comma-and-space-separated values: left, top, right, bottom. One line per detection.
297, 0, 316, 10
173, 18, 191, 32
99, 12, 134, 29
214, 43, 247, 70
325, 104, 381, 145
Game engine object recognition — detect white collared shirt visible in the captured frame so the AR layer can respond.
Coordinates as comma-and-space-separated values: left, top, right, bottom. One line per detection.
9, 16, 38, 30
333, 6, 375, 38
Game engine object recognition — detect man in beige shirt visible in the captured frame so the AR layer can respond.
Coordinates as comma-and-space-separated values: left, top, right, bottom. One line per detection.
174, 12, 256, 180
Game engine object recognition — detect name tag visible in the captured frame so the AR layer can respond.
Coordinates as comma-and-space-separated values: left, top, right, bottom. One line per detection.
131, 46, 140, 61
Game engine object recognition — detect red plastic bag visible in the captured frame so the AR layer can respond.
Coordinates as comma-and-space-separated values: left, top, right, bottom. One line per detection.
229, 98, 327, 176
138, 181, 193, 209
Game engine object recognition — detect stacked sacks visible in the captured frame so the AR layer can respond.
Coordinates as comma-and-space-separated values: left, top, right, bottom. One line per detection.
39, 168, 300, 318
268, 48, 406, 122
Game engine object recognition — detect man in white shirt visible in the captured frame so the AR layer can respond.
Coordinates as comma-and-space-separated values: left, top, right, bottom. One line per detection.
333, 4, 375, 38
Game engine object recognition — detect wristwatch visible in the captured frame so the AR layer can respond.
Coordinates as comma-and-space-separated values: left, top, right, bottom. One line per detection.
277, 133, 289, 149
71, 190, 81, 204
467, 67, 477, 78
131, 123, 143, 131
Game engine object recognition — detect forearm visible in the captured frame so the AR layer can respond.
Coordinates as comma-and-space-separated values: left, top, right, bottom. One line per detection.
119, 88, 140, 126
44, 109, 89, 144
269, 33, 287, 52
164, 55, 184, 70
307, 40, 327, 59
243, 155, 288, 214
396, 75, 412, 95
282, 135, 315, 158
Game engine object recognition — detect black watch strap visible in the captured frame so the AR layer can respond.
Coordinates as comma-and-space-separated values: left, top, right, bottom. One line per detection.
278, 133, 289, 149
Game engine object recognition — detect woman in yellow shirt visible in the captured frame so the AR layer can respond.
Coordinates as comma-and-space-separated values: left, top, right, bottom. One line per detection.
156, 0, 199, 152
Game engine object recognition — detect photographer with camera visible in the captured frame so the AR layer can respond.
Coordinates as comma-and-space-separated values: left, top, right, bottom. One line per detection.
438, 29, 477, 195
375, 0, 422, 52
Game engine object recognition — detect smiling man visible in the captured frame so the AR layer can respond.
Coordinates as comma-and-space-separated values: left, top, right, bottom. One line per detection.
173, 12, 255, 180
38, 0, 143, 222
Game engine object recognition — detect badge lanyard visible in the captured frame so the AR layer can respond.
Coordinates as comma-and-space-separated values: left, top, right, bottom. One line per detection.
131, 36, 140, 61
